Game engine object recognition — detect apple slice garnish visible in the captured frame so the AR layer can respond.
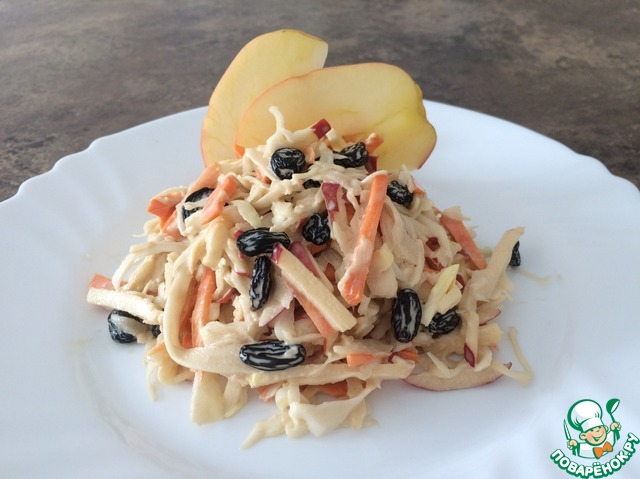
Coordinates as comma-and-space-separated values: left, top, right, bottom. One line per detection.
201, 29, 328, 165
236, 63, 437, 171
404, 362, 511, 391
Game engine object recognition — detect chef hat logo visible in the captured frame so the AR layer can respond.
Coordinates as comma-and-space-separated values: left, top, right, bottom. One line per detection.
567, 399, 605, 433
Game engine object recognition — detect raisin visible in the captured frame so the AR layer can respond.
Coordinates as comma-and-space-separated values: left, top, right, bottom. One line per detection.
151, 324, 161, 338
270, 148, 306, 179
108, 309, 147, 343
250, 255, 272, 310
391, 289, 423, 343
303, 179, 322, 189
181, 187, 214, 221
333, 142, 368, 168
509, 241, 521, 267
386, 180, 414, 207
239, 340, 306, 371
301, 213, 331, 245
428, 308, 461, 336
236, 228, 291, 256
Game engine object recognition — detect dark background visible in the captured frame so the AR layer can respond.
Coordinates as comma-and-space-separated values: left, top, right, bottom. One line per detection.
2, 0, 638, 201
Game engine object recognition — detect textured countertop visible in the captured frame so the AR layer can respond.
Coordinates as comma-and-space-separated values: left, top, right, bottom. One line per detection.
1, 0, 639, 202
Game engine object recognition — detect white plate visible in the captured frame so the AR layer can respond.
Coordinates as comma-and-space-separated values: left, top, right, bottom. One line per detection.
1, 102, 639, 479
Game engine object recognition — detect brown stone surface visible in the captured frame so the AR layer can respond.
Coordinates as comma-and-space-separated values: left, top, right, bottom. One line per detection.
1, 0, 638, 201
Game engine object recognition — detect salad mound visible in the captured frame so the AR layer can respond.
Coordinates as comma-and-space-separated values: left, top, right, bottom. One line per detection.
87, 107, 531, 447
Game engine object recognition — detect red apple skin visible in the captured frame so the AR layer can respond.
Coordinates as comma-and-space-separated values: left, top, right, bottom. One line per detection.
271, 242, 285, 263
478, 307, 501, 325
464, 343, 476, 367
321, 182, 341, 221
310, 118, 331, 138
364, 155, 378, 173
403, 362, 512, 391
216, 288, 237, 304
257, 304, 287, 328
289, 241, 321, 277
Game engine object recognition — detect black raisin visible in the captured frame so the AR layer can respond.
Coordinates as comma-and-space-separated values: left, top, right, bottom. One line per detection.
270, 148, 306, 180
509, 241, 521, 267
428, 308, 461, 336
108, 309, 145, 344
333, 142, 368, 168
391, 289, 423, 343
250, 255, 272, 310
181, 187, 214, 221
236, 228, 291, 256
151, 324, 161, 338
239, 340, 306, 371
386, 180, 414, 207
303, 179, 322, 189
301, 213, 331, 245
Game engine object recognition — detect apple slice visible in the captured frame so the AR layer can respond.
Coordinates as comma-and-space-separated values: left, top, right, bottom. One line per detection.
201, 29, 328, 165
321, 182, 343, 221
404, 362, 511, 391
253, 273, 294, 327
288, 241, 334, 292
271, 243, 357, 333
236, 63, 437, 171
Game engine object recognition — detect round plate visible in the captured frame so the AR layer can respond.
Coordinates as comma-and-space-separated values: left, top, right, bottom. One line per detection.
1, 102, 638, 478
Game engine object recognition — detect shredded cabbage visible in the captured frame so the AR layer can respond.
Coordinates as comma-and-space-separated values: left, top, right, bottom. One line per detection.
87, 108, 530, 447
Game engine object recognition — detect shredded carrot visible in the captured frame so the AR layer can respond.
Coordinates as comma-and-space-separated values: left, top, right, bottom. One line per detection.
289, 281, 336, 339
254, 165, 272, 184
189, 164, 220, 194
190, 266, 216, 348
306, 241, 330, 256
364, 133, 384, 154
319, 380, 348, 398
339, 173, 389, 305
439, 214, 488, 269
396, 348, 420, 362
234, 144, 245, 158
147, 191, 183, 228
201, 175, 238, 224
178, 278, 198, 348
160, 209, 183, 238
257, 384, 280, 402
323, 263, 336, 283
346, 352, 379, 367
147, 198, 177, 222
413, 185, 426, 196
88, 273, 115, 290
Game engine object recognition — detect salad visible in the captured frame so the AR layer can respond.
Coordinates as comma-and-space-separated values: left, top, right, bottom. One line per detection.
87, 106, 531, 447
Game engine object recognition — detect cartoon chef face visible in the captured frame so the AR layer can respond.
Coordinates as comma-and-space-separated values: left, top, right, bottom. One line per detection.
581, 425, 609, 445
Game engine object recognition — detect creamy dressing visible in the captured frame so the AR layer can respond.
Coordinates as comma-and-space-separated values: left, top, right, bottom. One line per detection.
87, 107, 529, 448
